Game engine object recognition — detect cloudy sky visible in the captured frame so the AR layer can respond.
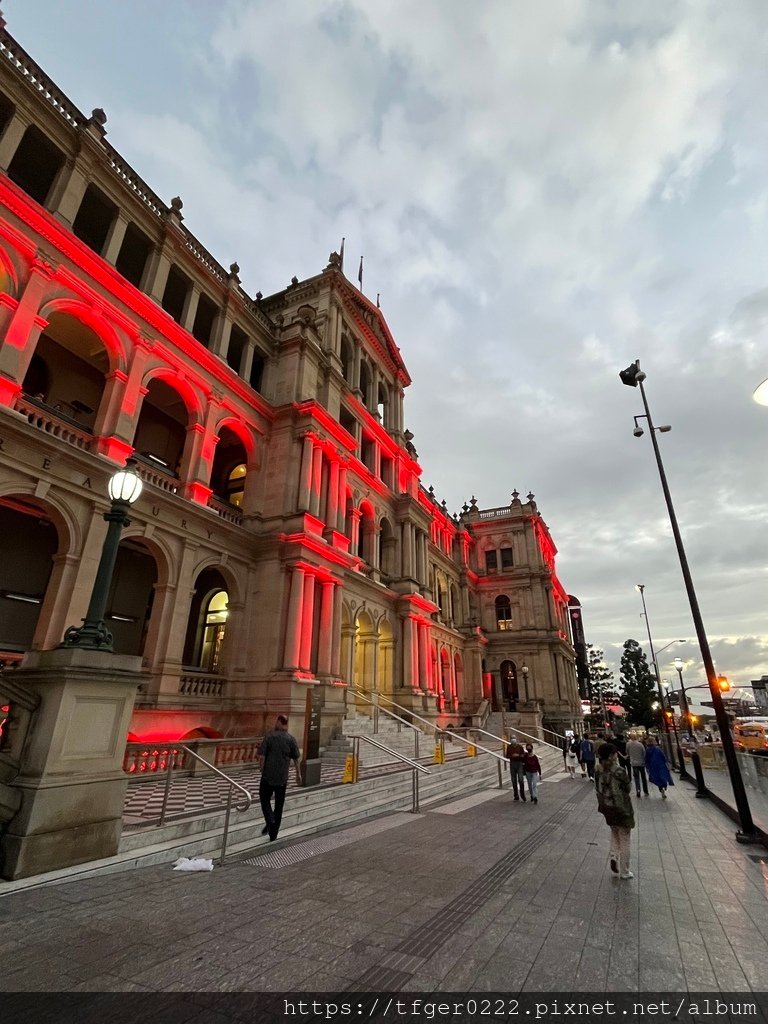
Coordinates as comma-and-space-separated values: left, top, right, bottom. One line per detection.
8, 1, 768, 702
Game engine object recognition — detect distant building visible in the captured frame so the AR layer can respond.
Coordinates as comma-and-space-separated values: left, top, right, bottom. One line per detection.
751, 676, 768, 711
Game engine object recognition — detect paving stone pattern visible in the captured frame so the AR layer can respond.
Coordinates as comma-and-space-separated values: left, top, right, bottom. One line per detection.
4, 774, 768, 996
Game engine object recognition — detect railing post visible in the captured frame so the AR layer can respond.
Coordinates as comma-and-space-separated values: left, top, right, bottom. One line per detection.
352, 736, 360, 782
414, 730, 419, 761
497, 759, 503, 789
373, 702, 379, 734
159, 752, 175, 825
412, 768, 420, 813
440, 735, 445, 763
220, 786, 233, 864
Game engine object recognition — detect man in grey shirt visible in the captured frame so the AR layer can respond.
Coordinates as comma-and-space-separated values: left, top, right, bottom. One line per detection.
258, 715, 302, 841
626, 736, 649, 798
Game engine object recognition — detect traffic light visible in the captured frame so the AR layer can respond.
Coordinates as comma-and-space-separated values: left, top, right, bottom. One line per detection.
716, 676, 731, 693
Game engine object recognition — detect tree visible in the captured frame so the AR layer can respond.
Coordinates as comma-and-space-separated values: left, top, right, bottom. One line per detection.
620, 638, 657, 728
587, 644, 616, 704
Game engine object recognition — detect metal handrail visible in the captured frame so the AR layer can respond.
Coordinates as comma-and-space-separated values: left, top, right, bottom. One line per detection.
471, 723, 563, 754
352, 688, 425, 760
159, 743, 253, 864
348, 734, 430, 813
352, 687, 507, 765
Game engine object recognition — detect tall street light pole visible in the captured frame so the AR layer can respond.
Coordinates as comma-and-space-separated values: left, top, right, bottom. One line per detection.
620, 360, 756, 841
61, 459, 144, 652
635, 584, 670, 750
663, 681, 688, 779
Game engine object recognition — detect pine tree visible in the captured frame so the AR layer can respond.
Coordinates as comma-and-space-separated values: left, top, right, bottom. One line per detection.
587, 644, 616, 704
620, 638, 656, 728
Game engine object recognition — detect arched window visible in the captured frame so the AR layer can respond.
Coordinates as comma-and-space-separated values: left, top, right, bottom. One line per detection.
198, 590, 228, 672
226, 464, 246, 506
495, 594, 512, 631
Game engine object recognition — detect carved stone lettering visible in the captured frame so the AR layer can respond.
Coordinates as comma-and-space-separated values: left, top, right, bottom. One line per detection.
181, 519, 187, 530
82, 477, 91, 488
42, 457, 51, 470
152, 506, 160, 517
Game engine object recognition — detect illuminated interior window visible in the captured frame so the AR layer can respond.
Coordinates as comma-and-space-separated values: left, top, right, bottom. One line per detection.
199, 590, 228, 672
495, 594, 512, 631
226, 464, 246, 507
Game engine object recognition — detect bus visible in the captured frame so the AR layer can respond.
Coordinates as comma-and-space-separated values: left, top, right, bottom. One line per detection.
733, 719, 768, 754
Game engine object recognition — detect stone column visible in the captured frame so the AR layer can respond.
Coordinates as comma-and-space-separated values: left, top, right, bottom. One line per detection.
91, 368, 129, 454
102, 211, 130, 266
282, 566, 305, 670
297, 434, 314, 512
181, 285, 200, 334
417, 621, 430, 693
299, 571, 316, 671
316, 580, 335, 675
336, 464, 348, 532
0, 257, 55, 406
401, 616, 414, 689
330, 583, 343, 677
324, 457, 339, 531
401, 521, 413, 577
309, 444, 323, 518
0, 111, 30, 172
349, 508, 362, 557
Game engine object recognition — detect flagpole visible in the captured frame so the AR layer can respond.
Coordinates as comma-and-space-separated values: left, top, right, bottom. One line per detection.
358, 256, 363, 291
339, 237, 345, 271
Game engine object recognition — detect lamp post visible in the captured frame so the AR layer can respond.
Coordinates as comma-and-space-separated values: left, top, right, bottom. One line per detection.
620, 360, 756, 840
635, 584, 670, 749
61, 459, 143, 652
664, 681, 687, 778
674, 657, 691, 739
521, 663, 530, 703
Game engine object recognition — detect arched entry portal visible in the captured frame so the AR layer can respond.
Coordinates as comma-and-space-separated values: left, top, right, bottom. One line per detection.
183, 568, 229, 674
493, 660, 519, 712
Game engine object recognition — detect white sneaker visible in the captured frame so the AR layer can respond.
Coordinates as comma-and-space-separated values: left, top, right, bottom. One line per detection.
620, 870, 634, 880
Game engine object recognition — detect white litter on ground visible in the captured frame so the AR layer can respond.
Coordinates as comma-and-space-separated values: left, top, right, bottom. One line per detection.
172, 856, 214, 872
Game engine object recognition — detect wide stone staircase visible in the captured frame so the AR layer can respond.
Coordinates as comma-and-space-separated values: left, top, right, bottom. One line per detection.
0, 717, 565, 893
322, 709, 435, 766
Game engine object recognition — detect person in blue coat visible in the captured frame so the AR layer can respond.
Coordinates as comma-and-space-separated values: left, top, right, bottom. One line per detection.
645, 737, 674, 798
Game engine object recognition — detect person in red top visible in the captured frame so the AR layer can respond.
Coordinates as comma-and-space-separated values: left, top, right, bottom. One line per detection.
522, 744, 542, 804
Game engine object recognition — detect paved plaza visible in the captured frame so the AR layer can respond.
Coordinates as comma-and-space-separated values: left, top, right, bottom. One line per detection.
3, 767, 768, 1005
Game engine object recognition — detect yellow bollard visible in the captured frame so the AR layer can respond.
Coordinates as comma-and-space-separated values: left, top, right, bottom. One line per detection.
433, 743, 444, 765
342, 753, 357, 783
466, 743, 477, 758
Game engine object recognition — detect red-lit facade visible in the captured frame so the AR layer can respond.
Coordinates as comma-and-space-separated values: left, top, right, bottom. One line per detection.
0, 16, 581, 744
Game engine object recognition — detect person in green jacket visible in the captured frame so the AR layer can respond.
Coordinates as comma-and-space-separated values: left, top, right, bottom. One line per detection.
595, 742, 635, 880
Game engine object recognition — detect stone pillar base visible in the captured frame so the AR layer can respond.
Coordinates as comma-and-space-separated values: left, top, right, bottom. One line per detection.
0, 647, 147, 881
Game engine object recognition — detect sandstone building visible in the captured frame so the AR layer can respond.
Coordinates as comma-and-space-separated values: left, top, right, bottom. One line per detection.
0, 14, 582, 751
